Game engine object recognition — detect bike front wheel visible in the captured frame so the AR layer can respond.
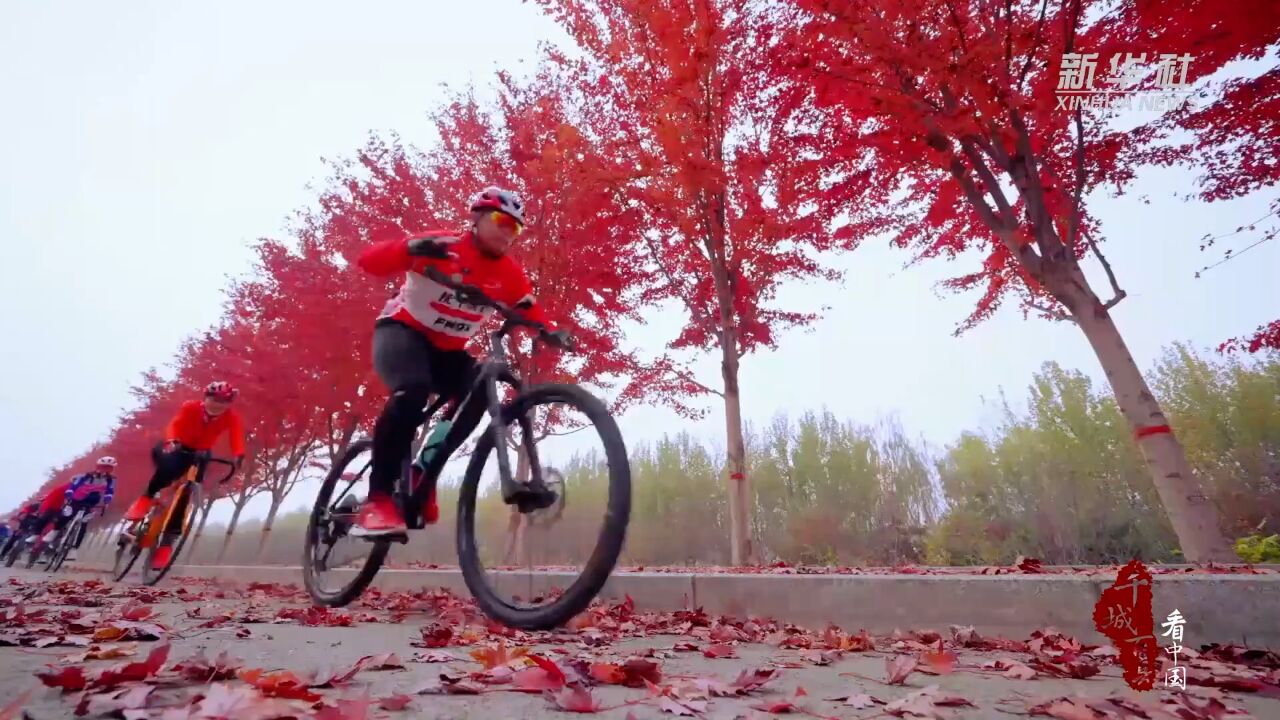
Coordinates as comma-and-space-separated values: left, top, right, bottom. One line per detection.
140, 483, 200, 586
45, 524, 74, 572
457, 383, 631, 630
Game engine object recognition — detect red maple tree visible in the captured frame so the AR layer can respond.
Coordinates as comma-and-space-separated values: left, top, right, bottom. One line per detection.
767, 0, 1276, 560
536, 0, 847, 564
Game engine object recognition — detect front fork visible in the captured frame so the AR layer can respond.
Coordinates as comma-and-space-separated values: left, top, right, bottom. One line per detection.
485, 376, 552, 510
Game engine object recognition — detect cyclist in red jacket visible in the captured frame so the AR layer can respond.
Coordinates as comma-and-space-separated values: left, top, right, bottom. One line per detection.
122, 382, 246, 523
354, 186, 571, 536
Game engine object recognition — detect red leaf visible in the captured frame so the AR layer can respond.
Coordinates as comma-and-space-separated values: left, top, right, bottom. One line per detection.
313, 695, 376, 720
702, 643, 737, 659
93, 643, 170, 689
751, 699, 797, 714
544, 686, 603, 713
36, 665, 88, 693
416, 623, 454, 649
921, 650, 956, 675
119, 601, 155, 622
512, 655, 567, 693
172, 650, 241, 682
237, 668, 322, 702
731, 667, 779, 694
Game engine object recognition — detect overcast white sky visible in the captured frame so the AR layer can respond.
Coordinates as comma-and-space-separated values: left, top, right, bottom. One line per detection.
2, 1, 1277, 524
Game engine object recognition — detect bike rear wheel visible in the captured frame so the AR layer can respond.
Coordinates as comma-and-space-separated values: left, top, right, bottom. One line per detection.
303, 439, 390, 607
4, 534, 27, 568
140, 483, 200, 586
24, 539, 44, 569
45, 523, 74, 572
457, 383, 630, 630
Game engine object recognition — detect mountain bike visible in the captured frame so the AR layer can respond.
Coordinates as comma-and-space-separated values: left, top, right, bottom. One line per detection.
43, 506, 91, 573
303, 266, 631, 630
3, 527, 35, 568
0, 527, 25, 567
113, 451, 237, 585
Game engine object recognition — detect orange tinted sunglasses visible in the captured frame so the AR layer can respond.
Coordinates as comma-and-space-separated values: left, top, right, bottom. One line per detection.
489, 210, 524, 236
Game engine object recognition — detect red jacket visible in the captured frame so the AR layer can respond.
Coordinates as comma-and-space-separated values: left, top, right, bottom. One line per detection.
38, 482, 73, 514
166, 400, 246, 456
358, 231, 553, 351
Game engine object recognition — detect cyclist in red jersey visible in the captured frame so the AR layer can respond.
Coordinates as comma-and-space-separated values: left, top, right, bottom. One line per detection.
353, 186, 571, 536
122, 381, 246, 524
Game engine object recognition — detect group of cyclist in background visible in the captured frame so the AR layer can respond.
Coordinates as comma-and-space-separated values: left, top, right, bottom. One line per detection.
3, 184, 546, 575
1, 381, 246, 569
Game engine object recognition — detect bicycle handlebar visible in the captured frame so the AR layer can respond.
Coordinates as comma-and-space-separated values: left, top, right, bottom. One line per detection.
179, 449, 238, 485
419, 266, 573, 351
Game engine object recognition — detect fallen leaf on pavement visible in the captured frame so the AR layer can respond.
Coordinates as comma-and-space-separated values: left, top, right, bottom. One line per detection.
590, 658, 662, 688
171, 650, 241, 682
415, 623, 453, 648
36, 665, 88, 692
1158, 692, 1246, 720
659, 696, 707, 716
885, 685, 973, 718
1028, 698, 1104, 720
471, 639, 530, 669
119, 601, 155, 621
237, 668, 322, 702
411, 650, 457, 663
731, 667, 779, 694
65, 643, 137, 662
378, 694, 412, 711
544, 686, 603, 713
1029, 657, 1100, 680
981, 658, 1038, 680
921, 650, 957, 675
356, 652, 404, 671
886, 655, 919, 685
93, 643, 171, 689
841, 691, 881, 709
78, 684, 155, 717
703, 643, 737, 659
313, 695, 377, 720
511, 655, 567, 693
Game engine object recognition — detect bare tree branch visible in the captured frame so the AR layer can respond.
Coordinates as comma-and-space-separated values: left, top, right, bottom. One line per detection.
1069, 105, 1126, 309
1027, 297, 1075, 322
1016, 0, 1050, 93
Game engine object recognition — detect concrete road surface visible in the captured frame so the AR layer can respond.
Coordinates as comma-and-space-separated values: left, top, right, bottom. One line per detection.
1, 567, 1276, 719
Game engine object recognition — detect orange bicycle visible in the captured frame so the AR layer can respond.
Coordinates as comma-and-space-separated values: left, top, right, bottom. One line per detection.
112, 450, 236, 585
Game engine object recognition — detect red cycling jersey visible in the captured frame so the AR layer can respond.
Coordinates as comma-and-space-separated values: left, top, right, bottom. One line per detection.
166, 400, 246, 456
38, 481, 73, 514
357, 231, 552, 351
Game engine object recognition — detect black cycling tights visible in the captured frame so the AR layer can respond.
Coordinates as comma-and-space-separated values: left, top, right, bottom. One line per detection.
369, 322, 477, 497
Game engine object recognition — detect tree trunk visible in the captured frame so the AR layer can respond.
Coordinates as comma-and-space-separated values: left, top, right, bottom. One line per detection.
504, 444, 532, 566
257, 496, 284, 561
216, 502, 247, 564
1060, 275, 1236, 562
720, 354, 752, 566
184, 498, 215, 562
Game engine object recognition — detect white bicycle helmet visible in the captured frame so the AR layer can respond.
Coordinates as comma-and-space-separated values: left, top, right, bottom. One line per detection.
96, 456, 117, 468
469, 186, 525, 224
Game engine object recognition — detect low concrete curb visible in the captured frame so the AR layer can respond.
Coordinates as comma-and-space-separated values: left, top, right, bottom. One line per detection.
73, 562, 1280, 648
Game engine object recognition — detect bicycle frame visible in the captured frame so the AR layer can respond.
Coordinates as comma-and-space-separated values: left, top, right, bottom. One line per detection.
134, 452, 236, 549
396, 323, 533, 529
